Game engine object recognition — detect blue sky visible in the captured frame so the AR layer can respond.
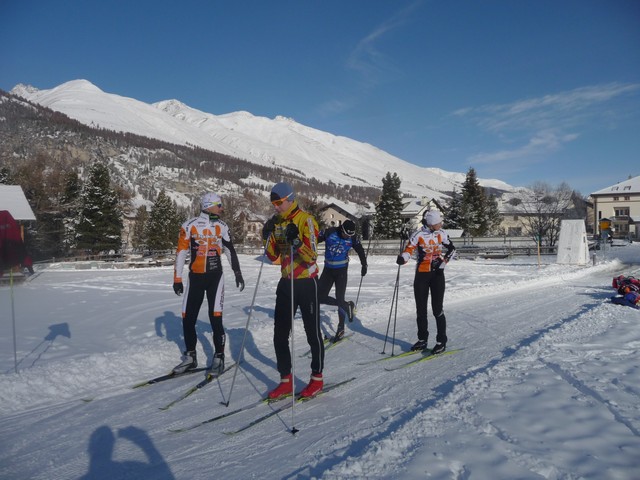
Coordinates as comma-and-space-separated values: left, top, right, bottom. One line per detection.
2, 0, 639, 195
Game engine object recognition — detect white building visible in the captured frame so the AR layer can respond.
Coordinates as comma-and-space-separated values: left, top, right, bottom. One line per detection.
590, 175, 640, 240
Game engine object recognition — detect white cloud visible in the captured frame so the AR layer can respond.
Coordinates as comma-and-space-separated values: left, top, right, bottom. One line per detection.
319, 1, 423, 115
455, 82, 640, 133
456, 82, 639, 166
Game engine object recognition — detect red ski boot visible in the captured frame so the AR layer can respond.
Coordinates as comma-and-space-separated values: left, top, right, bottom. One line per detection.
267, 374, 293, 400
299, 373, 323, 399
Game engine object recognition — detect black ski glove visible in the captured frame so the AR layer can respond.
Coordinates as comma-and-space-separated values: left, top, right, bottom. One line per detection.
262, 216, 277, 240
361, 264, 368, 277
235, 271, 245, 291
396, 255, 405, 265
285, 223, 302, 249
431, 256, 445, 270
173, 281, 184, 296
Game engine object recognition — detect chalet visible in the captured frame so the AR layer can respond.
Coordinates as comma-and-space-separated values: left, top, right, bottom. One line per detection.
590, 175, 640, 240
0, 185, 36, 237
319, 203, 359, 229
400, 196, 446, 231
240, 211, 269, 246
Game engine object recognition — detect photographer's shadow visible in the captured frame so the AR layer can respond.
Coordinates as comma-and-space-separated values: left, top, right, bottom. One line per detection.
81, 425, 174, 480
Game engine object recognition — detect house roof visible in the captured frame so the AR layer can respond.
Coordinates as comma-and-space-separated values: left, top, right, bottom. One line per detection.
591, 175, 640, 196
0, 185, 36, 221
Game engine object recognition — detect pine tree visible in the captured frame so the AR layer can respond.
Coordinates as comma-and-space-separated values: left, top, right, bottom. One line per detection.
485, 194, 503, 235
443, 189, 463, 230
131, 205, 149, 251
460, 168, 488, 236
76, 163, 123, 253
61, 170, 82, 252
373, 172, 404, 239
145, 189, 180, 251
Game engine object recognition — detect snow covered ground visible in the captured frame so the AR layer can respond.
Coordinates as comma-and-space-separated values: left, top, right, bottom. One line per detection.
1, 244, 639, 479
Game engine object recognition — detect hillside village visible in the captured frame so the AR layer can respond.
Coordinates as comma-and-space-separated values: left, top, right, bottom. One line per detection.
1, 82, 639, 266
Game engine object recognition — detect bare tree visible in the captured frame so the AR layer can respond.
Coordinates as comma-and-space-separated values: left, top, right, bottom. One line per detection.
510, 181, 574, 246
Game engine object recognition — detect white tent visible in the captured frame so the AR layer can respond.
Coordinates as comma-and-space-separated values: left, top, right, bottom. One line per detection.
556, 219, 590, 265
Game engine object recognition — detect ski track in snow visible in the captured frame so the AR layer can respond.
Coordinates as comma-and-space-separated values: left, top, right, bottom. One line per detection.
1, 248, 639, 479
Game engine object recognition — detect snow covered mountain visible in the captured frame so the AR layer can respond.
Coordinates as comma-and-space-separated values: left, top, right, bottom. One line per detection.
10, 79, 515, 201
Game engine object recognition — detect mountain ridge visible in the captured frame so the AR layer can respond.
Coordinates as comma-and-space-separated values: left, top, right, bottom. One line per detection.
10, 79, 516, 202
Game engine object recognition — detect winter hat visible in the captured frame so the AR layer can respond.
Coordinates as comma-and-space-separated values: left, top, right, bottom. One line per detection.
341, 219, 356, 237
201, 192, 222, 210
270, 182, 295, 203
423, 210, 442, 226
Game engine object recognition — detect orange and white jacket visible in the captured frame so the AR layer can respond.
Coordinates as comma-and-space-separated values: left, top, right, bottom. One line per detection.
174, 212, 240, 282
399, 226, 456, 273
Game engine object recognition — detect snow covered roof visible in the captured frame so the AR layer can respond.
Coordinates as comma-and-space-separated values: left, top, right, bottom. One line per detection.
0, 185, 36, 221
591, 175, 640, 196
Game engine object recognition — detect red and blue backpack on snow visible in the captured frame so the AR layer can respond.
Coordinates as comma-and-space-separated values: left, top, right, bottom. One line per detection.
610, 275, 640, 309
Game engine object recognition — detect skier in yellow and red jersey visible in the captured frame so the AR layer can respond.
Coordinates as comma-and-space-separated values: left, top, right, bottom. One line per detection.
171, 193, 244, 375
262, 182, 324, 400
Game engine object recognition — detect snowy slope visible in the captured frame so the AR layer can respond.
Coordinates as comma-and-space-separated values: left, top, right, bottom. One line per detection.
1, 245, 639, 479
11, 80, 515, 199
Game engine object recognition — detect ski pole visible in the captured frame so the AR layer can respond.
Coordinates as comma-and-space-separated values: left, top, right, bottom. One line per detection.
289, 244, 298, 435
381, 236, 405, 355
222, 245, 268, 407
381, 264, 400, 354
11, 269, 18, 373
354, 234, 373, 308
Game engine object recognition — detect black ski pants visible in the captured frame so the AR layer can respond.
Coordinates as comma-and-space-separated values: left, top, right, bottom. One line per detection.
273, 277, 323, 376
317, 266, 350, 329
413, 270, 447, 345
182, 270, 225, 354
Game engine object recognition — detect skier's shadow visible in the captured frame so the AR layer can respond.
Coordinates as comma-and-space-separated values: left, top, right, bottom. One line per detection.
348, 315, 413, 353
225, 326, 275, 390
153, 311, 216, 364
6, 323, 71, 373
80, 425, 174, 480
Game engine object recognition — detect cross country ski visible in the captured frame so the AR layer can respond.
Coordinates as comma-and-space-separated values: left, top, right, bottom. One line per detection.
298, 334, 353, 358
170, 377, 356, 434
159, 364, 235, 410
383, 349, 462, 371
223, 377, 356, 435
132, 367, 209, 389
356, 348, 423, 366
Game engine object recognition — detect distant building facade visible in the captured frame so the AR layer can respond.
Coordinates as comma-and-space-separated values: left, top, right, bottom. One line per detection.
590, 175, 640, 240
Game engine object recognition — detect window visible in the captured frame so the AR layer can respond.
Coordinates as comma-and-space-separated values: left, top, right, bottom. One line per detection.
613, 196, 619, 201
615, 207, 630, 216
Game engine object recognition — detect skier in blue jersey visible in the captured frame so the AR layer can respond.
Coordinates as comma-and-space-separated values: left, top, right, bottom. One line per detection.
318, 219, 368, 342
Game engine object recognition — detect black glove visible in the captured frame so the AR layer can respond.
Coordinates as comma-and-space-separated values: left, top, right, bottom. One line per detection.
431, 256, 444, 270
173, 281, 184, 296
235, 271, 245, 292
396, 255, 405, 265
285, 223, 301, 249
361, 264, 368, 277
262, 216, 277, 240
